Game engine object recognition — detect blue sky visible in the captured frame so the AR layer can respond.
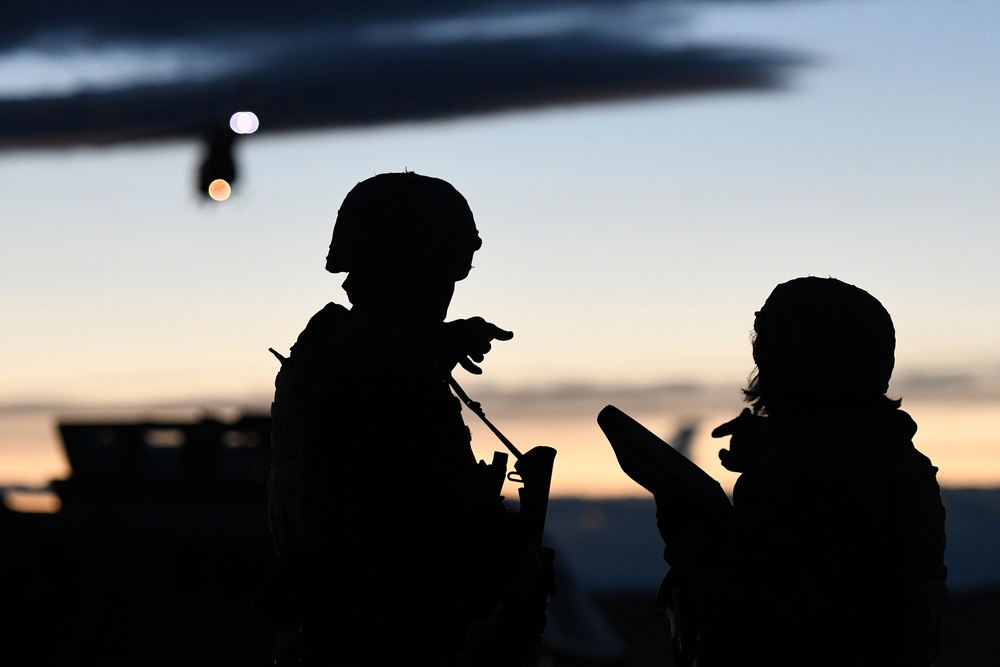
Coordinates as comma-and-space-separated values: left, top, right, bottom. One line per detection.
2, 0, 998, 492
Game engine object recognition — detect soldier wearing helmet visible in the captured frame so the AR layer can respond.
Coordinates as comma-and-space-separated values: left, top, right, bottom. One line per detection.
687, 277, 947, 665
255, 172, 534, 665
639, 278, 946, 666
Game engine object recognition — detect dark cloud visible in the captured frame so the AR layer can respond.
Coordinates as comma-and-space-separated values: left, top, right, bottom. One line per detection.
0, 1, 806, 149
0, 1, 790, 50
1, 0, 484, 49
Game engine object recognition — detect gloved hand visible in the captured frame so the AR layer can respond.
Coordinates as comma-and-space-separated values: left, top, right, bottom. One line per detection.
434, 317, 513, 375
712, 408, 769, 472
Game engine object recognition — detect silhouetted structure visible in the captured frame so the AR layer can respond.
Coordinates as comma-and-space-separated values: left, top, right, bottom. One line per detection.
55, 413, 270, 506
634, 277, 948, 665
255, 172, 553, 665
1, 412, 278, 667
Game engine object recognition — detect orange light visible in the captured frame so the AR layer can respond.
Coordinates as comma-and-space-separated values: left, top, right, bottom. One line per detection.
208, 179, 232, 201
3, 490, 62, 514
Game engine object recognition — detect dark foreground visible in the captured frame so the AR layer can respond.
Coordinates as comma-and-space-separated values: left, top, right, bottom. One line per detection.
4, 487, 999, 666
592, 588, 1000, 667
7, 416, 997, 665
3, 503, 997, 667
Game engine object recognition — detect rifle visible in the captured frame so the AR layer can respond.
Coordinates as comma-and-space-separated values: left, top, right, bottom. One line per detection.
447, 376, 557, 656
447, 376, 556, 549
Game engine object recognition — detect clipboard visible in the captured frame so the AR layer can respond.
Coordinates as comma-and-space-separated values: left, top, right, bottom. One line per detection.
598, 405, 732, 519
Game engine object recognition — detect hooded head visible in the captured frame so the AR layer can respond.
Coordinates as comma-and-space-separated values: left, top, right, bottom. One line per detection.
744, 276, 897, 416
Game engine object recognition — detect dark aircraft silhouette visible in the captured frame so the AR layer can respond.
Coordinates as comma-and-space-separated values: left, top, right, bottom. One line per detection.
0, 1, 805, 197
667, 421, 697, 461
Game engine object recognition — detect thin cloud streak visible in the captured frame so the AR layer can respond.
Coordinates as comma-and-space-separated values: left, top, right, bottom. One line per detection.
3, 368, 997, 419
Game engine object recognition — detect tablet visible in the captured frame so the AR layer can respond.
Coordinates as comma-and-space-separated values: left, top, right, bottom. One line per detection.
598, 405, 732, 518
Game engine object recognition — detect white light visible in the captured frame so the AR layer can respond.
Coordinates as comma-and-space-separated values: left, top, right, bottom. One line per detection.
229, 111, 259, 134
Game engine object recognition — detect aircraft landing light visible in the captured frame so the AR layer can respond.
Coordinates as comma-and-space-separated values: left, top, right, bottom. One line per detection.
229, 111, 259, 134
208, 178, 232, 201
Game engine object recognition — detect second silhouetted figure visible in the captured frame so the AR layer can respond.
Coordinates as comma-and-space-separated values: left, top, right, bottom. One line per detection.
652, 277, 947, 666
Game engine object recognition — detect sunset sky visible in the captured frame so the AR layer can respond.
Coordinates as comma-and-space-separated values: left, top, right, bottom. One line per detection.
2, 0, 998, 497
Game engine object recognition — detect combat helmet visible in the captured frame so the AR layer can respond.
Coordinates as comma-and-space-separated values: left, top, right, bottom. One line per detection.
325, 171, 482, 282
747, 276, 896, 413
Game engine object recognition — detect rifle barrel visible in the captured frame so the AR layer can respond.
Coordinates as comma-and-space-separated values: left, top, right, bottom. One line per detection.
447, 375, 523, 459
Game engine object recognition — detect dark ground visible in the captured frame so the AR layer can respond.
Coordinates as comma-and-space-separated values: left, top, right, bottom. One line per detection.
591, 588, 1000, 667
4, 490, 997, 666
3, 510, 996, 667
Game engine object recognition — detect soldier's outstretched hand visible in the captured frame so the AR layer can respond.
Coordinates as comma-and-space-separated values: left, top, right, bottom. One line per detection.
712, 408, 769, 473
435, 317, 514, 375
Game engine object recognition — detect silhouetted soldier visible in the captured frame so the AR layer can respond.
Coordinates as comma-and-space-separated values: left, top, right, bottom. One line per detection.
656, 277, 947, 666
254, 172, 547, 666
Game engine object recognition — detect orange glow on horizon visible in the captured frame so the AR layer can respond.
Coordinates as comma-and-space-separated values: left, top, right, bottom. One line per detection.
3, 490, 61, 514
